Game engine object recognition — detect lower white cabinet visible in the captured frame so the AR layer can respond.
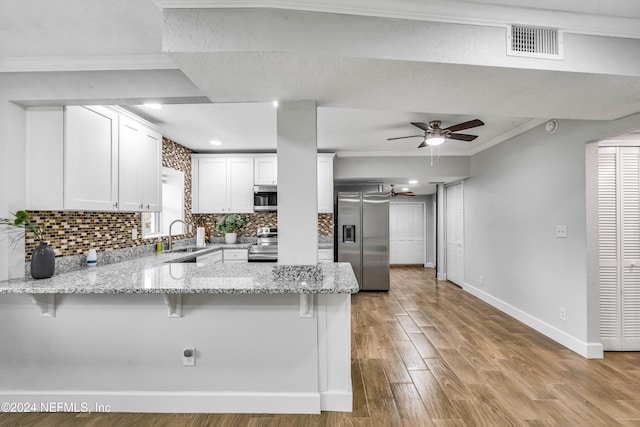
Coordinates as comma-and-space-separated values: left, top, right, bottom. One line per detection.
318, 248, 334, 263
223, 248, 249, 263
196, 250, 223, 264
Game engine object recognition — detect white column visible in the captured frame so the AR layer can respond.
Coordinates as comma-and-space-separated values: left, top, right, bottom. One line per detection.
277, 101, 318, 265
436, 184, 447, 280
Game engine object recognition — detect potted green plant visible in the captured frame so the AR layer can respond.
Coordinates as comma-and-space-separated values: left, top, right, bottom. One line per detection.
0, 210, 54, 279
215, 214, 246, 244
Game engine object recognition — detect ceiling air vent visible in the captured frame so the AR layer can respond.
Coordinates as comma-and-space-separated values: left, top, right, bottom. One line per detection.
507, 25, 563, 60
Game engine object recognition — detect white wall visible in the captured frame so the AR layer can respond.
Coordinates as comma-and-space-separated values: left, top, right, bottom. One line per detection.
464, 114, 640, 357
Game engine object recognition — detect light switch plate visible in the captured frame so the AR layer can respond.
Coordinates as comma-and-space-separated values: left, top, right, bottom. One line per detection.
556, 225, 567, 238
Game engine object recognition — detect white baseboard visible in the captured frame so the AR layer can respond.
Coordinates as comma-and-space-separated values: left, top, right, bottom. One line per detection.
0, 391, 322, 414
425, 263, 435, 268
436, 272, 447, 281
320, 391, 352, 412
462, 282, 604, 359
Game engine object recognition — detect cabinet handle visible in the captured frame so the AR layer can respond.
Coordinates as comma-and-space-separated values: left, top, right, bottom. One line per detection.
113, 202, 118, 209
139, 203, 144, 209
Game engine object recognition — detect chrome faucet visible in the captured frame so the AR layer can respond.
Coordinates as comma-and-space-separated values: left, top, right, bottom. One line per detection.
168, 219, 188, 251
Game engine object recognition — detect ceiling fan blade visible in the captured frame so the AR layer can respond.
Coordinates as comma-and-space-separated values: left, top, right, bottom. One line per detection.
397, 192, 416, 196
444, 119, 484, 133
410, 122, 430, 132
448, 133, 478, 141
387, 134, 424, 141
417, 140, 428, 148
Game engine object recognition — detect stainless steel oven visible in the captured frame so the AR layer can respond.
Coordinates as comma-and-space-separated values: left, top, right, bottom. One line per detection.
248, 227, 278, 262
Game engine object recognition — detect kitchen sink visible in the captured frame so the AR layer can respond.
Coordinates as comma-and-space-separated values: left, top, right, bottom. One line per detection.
166, 246, 200, 253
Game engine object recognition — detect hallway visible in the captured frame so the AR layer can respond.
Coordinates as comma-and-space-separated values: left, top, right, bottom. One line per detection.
4, 267, 640, 426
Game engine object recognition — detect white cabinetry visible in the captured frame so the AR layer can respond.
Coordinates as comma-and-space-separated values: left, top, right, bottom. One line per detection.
26, 106, 162, 212
193, 155, 253, 214
64, 106, 119, 211
118, 115, 162, 212
318, 248, 334, 263
223, 248, 248, 263
254, 156, 277, 185
196, 250, 223, 264
317, 154, 334, 213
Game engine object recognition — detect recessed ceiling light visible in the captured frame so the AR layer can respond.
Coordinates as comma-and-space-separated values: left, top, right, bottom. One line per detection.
272, 100, 279, 108
209, 140, 222, 146
408, 179, 418, 184
402, 187, 409, 192
143, 103, 162, 109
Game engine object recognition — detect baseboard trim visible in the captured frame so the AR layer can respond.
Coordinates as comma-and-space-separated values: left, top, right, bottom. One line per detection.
0, 391, 322, 414
462, 282, 604, 359
320, 391, 352, 412
436, 272, 447, 281
425, 263, 435, 268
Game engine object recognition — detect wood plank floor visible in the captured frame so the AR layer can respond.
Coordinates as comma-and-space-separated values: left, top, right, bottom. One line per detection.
4, 266, 640, 426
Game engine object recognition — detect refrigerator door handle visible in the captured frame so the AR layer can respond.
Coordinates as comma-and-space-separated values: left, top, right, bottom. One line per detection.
343, 225, 356, 243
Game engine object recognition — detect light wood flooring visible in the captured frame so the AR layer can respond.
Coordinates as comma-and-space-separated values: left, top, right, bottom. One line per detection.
4, 266, 640, 426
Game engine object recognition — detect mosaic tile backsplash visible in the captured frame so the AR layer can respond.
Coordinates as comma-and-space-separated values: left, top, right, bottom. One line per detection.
23, 132, 334, 260
192, 213, 334, 237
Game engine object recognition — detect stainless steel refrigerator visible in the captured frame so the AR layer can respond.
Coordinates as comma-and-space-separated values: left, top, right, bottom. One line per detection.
337, 192, 390, 291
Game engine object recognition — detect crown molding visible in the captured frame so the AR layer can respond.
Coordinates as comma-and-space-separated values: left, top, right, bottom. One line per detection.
0, 54, 177, 73
467, 118, 547, 155
154, 0, 640, 39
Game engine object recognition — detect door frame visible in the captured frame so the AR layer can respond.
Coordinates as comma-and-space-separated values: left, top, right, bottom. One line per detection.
439, 180, 465, 285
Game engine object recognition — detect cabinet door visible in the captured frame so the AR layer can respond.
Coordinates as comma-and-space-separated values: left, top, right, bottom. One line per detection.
141, 128, 162, 211
254, 156, 277, 185
118, 116, 143, 211
199, 157, 227, 213
64, 106, 118, 211
317, 156, 334, 213
227, 157, 254, 213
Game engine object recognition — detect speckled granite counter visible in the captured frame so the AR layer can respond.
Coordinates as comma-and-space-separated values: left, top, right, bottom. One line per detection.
0, 244, 358, 295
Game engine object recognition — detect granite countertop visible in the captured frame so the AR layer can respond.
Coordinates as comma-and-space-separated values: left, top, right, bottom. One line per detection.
0, 244, 358, 295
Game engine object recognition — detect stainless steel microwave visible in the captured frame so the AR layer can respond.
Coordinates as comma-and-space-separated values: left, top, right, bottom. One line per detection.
253, 186, 277, 211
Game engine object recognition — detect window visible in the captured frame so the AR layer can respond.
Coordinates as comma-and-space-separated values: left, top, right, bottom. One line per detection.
142, 167, 185, 239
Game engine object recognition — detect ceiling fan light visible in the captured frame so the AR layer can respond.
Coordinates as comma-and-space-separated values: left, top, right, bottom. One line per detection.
426, 135, 445, 146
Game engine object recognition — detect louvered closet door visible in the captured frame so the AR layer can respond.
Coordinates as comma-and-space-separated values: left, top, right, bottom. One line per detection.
620, 147, 640, 350
598, 146, 640, 351
599, 147, 621, 350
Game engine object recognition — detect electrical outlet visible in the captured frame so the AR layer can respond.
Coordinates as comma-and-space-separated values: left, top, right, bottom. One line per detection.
556, 225, 567, 238
559, 307, 566, 321
183, 348, 195, 366
188, 224, 193, 234
479, 275, 484, 285
132, 228, 138, 240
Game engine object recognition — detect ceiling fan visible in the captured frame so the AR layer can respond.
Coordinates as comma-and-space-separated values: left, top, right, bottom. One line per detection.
390, 185, 415, 197
388, 119, 485, 148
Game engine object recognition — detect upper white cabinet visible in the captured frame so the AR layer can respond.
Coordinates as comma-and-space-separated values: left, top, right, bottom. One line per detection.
254, 156, 277, 185
118, 115, 162, 212
317, 154, 334, 213
25, 106, 162, 212
64, 106, 119, 211
193, 155, 253, 214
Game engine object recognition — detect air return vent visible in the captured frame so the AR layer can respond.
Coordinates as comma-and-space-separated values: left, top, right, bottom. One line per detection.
507, 25, 563, 60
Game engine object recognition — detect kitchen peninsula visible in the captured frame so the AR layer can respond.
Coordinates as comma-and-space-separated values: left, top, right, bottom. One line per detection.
0, 246, 357, 414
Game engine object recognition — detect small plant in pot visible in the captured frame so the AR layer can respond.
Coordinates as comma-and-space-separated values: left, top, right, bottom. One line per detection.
0, 210, 54, 279
215, 214, 246, 244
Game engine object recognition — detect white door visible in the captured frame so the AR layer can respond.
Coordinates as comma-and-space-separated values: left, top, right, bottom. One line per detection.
254, 157, 277, 185
446, 183, 464, 285
118, 116, 143, 211
64, 106, 118, 211
227, 157, 254, 213
140, 128, 162, 211
599, 146, 640, 351
198, 157, 227, 213
389, 203, 425, 264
